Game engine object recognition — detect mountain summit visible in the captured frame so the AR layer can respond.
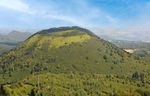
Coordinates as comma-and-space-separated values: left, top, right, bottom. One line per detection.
36, 26, 93, 34
0, 27, 148, 82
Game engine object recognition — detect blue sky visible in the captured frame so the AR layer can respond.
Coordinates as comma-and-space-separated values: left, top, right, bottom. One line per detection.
0, 0, 150, 41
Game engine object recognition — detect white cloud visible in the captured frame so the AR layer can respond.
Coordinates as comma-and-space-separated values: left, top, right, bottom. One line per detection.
0, 0, 35, 14
42, 0, 118, 29
0, 0, 117, 28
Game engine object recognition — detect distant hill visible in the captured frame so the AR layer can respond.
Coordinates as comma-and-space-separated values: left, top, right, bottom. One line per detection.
111, 40, 150, 49
0, 31, 32, 42
0, 31, 32, 55
110, 40, 150, 62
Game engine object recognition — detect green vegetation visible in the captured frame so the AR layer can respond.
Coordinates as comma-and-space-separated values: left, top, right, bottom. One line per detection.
0, 73, 150, 96
0, 27, 150, 96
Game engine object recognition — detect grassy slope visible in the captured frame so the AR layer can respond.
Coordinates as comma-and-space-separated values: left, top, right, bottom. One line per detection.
0, 27, 150, 95
0, 28, 149, 82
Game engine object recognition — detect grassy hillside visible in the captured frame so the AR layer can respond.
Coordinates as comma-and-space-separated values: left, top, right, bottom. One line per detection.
0, 27, 150, 96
